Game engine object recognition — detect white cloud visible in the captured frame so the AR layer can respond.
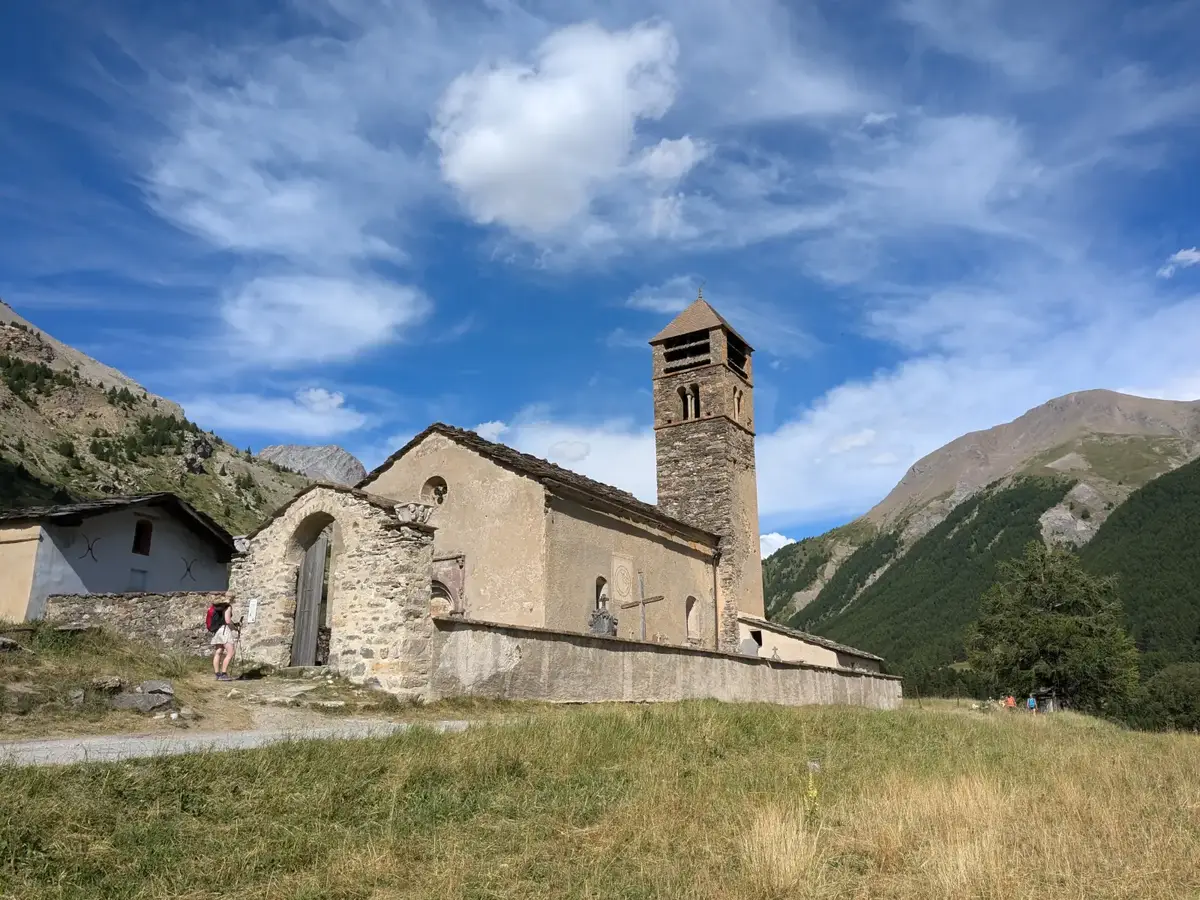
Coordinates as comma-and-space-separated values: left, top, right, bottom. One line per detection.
470, 416, 658, 502
626, 275, 696, 314
861, 112, 897, 128
220, 275, 430, 367
432, 21, 681, 234
13, 0, 1200, 540
897, 0, 1070, 88
634, 136, 709, 181
1157, 247, 1200, 278
760, 532, 797, 559
625, 275, 816, 358
473, 420, 508, 441
829, 430, 876, 454
183, 387, 368, 438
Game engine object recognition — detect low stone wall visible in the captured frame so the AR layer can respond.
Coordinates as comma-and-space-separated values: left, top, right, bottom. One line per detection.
44, 592, 228, 656
427, 617, 902, 710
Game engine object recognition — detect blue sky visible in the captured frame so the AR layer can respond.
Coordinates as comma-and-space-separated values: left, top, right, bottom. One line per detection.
2, 0, 1200, 553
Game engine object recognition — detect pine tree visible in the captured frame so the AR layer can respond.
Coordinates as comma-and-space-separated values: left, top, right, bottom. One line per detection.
967, 541, 1139, 716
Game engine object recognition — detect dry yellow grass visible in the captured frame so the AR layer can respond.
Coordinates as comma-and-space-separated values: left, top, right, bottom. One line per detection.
1, 702, 1197, 899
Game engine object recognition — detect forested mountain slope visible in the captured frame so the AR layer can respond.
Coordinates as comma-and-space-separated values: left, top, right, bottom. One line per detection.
790, 477, 1073, 671
0, 300, 309, 533
1079, 455, 1200, 675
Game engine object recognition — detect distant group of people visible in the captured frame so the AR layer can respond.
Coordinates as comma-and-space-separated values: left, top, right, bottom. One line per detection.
996, 694, 1039, 714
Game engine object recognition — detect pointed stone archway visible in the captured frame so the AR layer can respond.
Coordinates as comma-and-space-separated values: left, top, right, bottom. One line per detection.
229, 484, 436, 696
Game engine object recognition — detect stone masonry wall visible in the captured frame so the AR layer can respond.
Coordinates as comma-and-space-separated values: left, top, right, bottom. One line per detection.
44, 591, 227, 655
655, 416, 765, 650
428, 617, 902, 710
229, 485, 435, 697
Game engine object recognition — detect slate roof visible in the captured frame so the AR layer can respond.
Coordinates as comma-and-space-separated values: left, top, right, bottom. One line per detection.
649, 296, 752, 349
0, 493, 236, 554
738, 612, 885, 663
359, 423, 719, 544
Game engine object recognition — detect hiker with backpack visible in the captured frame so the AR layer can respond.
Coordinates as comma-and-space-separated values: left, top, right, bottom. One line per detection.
206, 599, 238, 681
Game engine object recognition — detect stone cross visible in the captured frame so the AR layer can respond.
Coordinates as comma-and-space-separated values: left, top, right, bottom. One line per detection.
620, 593, 666, 641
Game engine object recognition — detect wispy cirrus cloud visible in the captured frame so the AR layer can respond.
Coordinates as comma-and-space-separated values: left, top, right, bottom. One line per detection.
182, 388, 368, 439
4, 0, 1200, 537
624, 275, 816, 358
1157, 248, 1200, 279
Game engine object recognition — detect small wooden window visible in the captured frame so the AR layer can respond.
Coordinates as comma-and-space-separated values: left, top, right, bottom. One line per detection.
132, 519, 153, 556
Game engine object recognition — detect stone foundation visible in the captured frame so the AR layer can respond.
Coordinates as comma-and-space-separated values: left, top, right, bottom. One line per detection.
44, 591, 227, 655
427, 617, 902, 709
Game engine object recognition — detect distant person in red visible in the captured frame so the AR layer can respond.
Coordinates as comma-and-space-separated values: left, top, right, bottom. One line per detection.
206, 599, 237, 681
1005, 695, 1016, 710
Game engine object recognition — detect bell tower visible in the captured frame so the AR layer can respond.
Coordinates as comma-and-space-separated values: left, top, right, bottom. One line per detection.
650, 290, 764, 651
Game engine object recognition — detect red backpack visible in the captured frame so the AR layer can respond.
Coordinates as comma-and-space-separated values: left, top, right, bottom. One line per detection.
205, 603, 228, 633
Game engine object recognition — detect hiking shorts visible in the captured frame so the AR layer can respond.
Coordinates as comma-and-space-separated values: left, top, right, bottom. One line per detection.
210, 626, 235, 646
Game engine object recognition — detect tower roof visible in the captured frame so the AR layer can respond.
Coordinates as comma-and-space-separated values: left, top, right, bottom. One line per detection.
648, 294, 753, 349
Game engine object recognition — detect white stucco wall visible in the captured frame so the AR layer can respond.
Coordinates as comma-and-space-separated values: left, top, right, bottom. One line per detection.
738, 620, 841, 667
26, 507, 229, 619
737, 617, 884, 673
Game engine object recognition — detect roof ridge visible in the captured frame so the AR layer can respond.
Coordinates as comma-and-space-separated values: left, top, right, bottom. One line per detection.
649, 295, 752, 348
0, 493, 234, 550
433, 422, 648, 505
359, 422, 719, 542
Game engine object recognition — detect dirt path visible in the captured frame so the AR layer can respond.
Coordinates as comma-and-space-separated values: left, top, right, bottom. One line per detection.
0, 718, 472, 767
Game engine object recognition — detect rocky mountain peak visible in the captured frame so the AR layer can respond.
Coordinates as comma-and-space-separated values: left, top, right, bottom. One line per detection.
868, 390, 1200, 528
257, 445, 366, 486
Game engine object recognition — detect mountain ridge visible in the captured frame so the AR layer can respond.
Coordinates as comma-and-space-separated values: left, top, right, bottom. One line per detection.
0, 300, 310, 534
765, 388, 1200, 676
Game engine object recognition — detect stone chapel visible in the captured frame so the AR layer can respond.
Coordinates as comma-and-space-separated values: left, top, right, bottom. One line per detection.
217, 295, 894, 706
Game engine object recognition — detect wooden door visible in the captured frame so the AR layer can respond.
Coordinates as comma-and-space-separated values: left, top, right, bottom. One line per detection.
290, 533, 328, 667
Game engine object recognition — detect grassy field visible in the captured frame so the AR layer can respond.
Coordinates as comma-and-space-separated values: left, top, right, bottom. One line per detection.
2, 701, 1197, 899
0, 624, 210, 737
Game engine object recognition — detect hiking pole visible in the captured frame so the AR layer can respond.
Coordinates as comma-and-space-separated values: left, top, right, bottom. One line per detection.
231, 617, 244, 680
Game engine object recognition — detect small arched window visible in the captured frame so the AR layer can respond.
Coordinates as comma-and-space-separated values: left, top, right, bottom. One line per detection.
422, 476, 448, 505
685, 596, 699, 640
734, 388, 743, 419
132, 519, 153, 556
678, 386, 690, 420
690, 384, 701, 418
595, 577, 609, 611
431, 580, 454, 616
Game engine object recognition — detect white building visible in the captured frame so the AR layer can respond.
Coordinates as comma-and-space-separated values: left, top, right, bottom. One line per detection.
0, 494, 234, 621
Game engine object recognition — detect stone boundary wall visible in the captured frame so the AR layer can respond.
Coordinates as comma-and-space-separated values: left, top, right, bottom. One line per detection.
44, 592, 227, 656
427, 617, 902, 710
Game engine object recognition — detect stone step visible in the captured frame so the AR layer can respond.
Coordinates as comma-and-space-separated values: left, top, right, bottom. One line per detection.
253, 695, 378, 712
273, 666, 332, 679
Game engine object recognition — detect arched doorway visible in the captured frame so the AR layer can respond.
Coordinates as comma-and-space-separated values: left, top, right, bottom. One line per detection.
289, 512, 337, 667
